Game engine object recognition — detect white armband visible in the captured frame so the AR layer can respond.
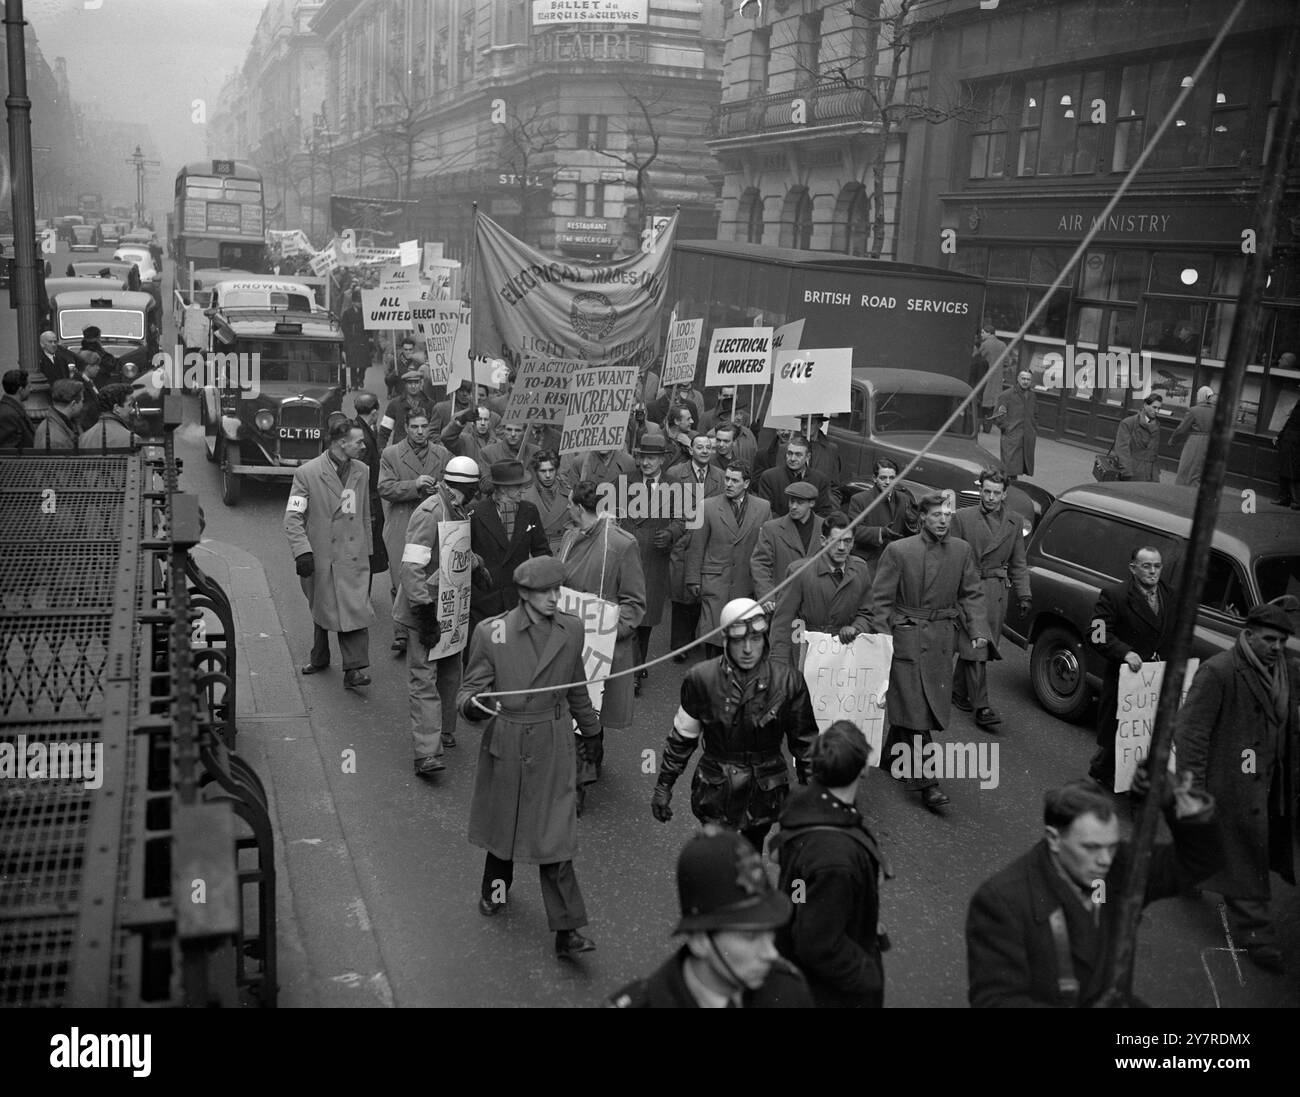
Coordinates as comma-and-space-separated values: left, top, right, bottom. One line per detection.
286, 494, 308, 514
380, 415, 395, 432
673, 706, 702, 738
402, 543, 432, 566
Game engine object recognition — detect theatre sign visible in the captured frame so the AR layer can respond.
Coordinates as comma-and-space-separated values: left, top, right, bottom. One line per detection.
531, 0, 648, 24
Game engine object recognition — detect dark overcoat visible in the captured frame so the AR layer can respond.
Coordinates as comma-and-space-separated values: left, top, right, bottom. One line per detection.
468, 497, 551, 630
770, 556, 874, 665
616, 471, 684, 628
1277, 401, 1300, 481
686, 492, 772, 637
459, 607, 600, 863
0, 394, 35, 448
1174, 646, 1299, 898
845, 484, 917, 578
950, 504, 1030, 660
994, 386, 1037, 476
357, 417, 388, 573
870, 530, 989, 730
284, 452, 376, 633
1090, 579, 1177, 748
664, 460, 724, 602
750, 512, 820, 605
966, 816, 1220, 1007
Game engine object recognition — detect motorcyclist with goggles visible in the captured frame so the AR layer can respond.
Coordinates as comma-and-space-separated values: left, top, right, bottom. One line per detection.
651, 597, 817, 852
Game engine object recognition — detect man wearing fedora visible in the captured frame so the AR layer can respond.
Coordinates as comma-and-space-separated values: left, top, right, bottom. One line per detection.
468, 459, 552, 641
605, 827, 813, 1008
460, 556, 603, 960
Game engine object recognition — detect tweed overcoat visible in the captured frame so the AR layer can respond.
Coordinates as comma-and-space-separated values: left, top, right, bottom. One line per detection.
686, 492, 772, 638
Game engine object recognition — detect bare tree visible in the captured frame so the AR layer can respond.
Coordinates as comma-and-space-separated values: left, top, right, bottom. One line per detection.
372, 60, 442, 204
497, 100, 562, 246
258, 129, 304, 230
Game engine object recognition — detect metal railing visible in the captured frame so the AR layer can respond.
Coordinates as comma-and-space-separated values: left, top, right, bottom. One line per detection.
708, 82, 883, 140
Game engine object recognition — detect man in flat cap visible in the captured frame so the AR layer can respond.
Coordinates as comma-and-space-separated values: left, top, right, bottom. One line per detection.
605, 826, 812, 1008
750, 478, 822, 610
379, 367, 430, 449
1174, 600, 1299, 973
459, 555, 604, 960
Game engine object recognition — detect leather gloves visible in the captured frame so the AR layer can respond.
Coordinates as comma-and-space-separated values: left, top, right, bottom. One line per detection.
295, 552, 315, 577
456, 406, 478, 425
580, 732, 604, 771
650, 785, 673, 823
414, 603, 443, 649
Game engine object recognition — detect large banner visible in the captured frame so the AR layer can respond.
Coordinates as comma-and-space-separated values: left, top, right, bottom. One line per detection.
559, 365, 638, 454
428, 520, 473, 660
557, 586, 620, 713
502, 356, 581, 424
471, 210, 675, 377
801, 631, 894, 767
330, 194, 416, 239
1113, 659, 1199, 793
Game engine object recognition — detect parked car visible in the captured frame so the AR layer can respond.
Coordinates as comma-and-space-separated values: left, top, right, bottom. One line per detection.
826, 367, 1055, 532
98, 221, 121, 248
1004, 482, 1300, 721
66, 260, 142, 289
114, 246, 162, 307
69, 225, 99, 252
51, 287, 160, 387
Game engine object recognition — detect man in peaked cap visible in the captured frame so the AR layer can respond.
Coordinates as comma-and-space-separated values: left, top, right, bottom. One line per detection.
379, 367, 431, 448
459, 554, 603, 960
604, 827, 813, 1008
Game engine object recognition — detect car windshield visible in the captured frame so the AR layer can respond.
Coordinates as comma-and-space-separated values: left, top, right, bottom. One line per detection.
873, 390, 975, 435
237, 338, 340, 384
221, 290, 313, 311
58, 309, 145, 341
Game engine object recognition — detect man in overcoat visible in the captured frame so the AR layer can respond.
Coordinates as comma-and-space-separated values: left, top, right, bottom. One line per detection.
378, 405, 449, 653
522, 449, 574, 553
686, 463, 771, 656
284, 418, 376, 690
770, 513, 873, 666
1087, 545, 1176, 788
33, 379, 83, 450
754, 434, 833, 518
1272, 368, 1300, 508
468, 459, 551, 637
870, 491, 989, 811
459, 556, 603, 960
845, 459, 917, 579
991, 370, 1038, 479
616, 430, 685, 695
1113, 393, 1163, 482
379, 369, 430, 448
353, 394, 389, 590
665, 435, 725, 658
1174, 602, 1299, 973
751, 480, 821, 609
950, 469, 1031, 730
966, 777, 1219, 1007
0, 370, 35, 449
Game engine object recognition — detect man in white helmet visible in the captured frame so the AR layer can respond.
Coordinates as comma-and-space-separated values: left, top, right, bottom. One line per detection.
651, 597, 817, 852
395, 454, 491, 777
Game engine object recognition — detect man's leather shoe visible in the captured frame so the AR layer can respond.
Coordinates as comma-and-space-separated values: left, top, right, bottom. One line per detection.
344, 670, 372, 690
300, 663, 328, 675
440, 731, 457, 748
479, 896, 505, 917
951, 693, 972, 712
974, 707, 1001, 729
921, 786, 950, 811
1246, 944, 1285, 974
555, 930, 596, 959
414, 757, 445, 778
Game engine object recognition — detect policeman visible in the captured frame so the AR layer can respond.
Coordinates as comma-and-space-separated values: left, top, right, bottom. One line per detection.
651, 598, 817, 852
605, 827, 813, 1008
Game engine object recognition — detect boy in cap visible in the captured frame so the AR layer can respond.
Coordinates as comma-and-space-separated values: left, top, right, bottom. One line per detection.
605, 827, 813, 1007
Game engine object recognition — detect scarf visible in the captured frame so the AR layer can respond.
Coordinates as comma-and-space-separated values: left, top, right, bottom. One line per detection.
1236, 632, 1289, 724
496, 495, 518, 539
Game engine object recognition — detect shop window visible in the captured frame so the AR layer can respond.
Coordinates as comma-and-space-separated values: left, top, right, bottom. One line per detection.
988, 246, 1030, 281
1264, 247, 1300, 300
949, 245, 988, 278
1201, 302, 1236, 366
1149, 252, 1212, 296
1081, 250, 1146, 302
984, 284, 1027, 333
1028, 287, 1069, 339
1029, 247, 1074, 288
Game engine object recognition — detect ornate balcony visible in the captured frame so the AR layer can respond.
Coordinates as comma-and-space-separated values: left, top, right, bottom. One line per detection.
708, 82, 885, 142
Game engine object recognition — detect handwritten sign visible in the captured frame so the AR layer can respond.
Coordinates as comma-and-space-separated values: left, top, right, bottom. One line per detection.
559, 365, 637, 454
769, 347, 853, 418
1113, 659, 1199, 793
502, 357, 580, 424
704, 326, 773, 387
661, 318, 703, 387
428, 520, 472, 659
361, 287, 416, 330
801, 631, 893, 767
557, 585, 619, 713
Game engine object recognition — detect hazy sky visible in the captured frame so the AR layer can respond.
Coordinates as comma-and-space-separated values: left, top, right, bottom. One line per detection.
27, 0, 267, 169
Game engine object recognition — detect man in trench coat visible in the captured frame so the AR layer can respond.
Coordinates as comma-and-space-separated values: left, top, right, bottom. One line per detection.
686, 463, 771, 656
664, 437, 725, 657
284, 418, 376, 690
1113, 393, 1164, 482
991, 370, 1038, 479
1174, 602, 1299, 974
378, 406, 449, 654
459, 556, 603, 960
870, 492, 989, 811
950, 470, 1031, 730
751, 480, 822, 609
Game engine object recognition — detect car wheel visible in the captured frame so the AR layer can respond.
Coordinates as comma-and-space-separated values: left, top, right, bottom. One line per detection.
218, 442, 241, 505
1030, 624, 1090, 722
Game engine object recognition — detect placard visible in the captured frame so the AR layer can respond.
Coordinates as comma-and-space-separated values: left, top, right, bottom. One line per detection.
1113, 659, 1199, 793
768, 347, 854, 418
800, 631, 893, 767
661, 318, 703, 387
398, 239, 420, 267
557, 586, 620, 713
704, 326, 773, 386
502, 357, 581, 424
361, 287, 415, 330
427, 520, 472, 660
559, 365, 638, 454
418, 304, 471, 385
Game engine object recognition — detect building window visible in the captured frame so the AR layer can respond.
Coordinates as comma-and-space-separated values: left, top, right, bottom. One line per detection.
969, 84, 1011, 179
576, 182, 606, 217
577, 114, 608, 151
780, 186, 813, 250
506, 0, 526, 44
831, 182, 870, 255
749, 28, 771, 93
738, 187, 764, 244
796, 12, 823, 87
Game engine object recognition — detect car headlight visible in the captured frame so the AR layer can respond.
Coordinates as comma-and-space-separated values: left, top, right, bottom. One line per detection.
254, 410, 276, 432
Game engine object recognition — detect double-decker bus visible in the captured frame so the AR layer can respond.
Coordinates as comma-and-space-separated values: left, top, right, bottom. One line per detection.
173, 160, 268, 274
